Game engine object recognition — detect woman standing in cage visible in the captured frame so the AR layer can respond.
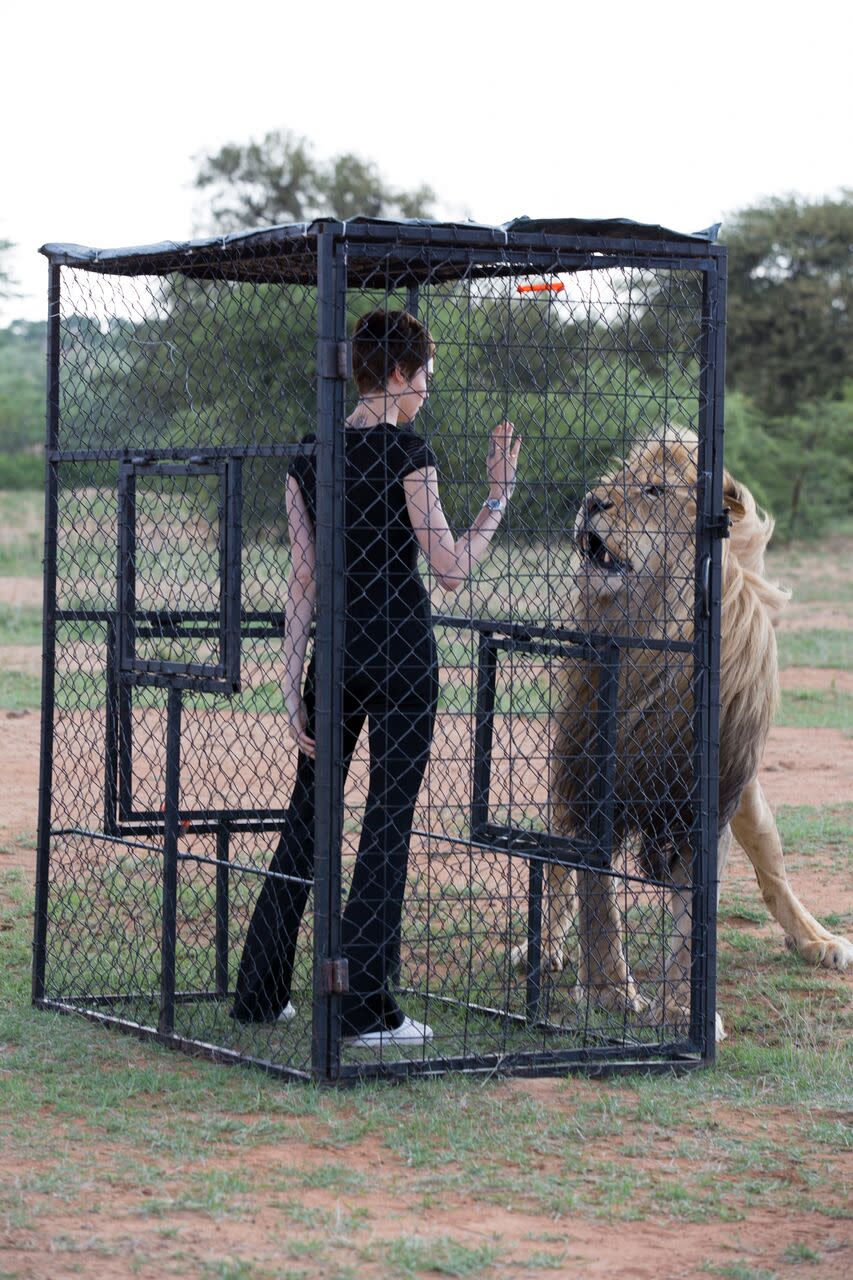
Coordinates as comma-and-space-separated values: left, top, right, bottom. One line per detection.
232, 310, 521, 1046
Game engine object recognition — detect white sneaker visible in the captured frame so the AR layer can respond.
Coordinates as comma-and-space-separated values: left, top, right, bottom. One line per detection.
277, 1002, 296, 1023
343, 1015, 433, 1049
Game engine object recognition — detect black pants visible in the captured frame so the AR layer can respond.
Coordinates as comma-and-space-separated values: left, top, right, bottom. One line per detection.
232, 659, 437, 1031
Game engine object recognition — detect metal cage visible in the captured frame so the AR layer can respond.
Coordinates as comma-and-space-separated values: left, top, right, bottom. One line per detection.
33, 216, 727, 1083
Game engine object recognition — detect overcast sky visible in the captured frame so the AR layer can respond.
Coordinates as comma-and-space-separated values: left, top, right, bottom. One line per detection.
2, 0, 850, 323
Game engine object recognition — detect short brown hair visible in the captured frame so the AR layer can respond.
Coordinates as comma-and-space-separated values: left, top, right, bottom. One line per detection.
352, 310, 434, 394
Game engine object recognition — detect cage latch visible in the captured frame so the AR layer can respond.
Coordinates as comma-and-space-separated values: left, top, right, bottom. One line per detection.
322, 958, 350, 994
317, 340, 352, 380
706, 508, 731, 540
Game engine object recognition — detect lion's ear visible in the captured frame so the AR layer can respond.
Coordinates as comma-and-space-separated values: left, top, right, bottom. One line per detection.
723, 471, 746, 522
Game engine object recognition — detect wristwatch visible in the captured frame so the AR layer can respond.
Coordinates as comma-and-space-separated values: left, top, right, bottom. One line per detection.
483, 496, 505, 513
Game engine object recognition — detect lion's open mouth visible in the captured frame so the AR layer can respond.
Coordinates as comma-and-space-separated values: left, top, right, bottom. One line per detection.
581, 530, 632, 575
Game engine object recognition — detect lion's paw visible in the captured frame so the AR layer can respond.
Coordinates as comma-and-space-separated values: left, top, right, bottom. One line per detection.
819, 934, 853, 970
510, 943, 565, 974
642, 1003, 726, 1042
785, 932, 853, 970
572, 982, 650, 1017
644, 996, 690, 1033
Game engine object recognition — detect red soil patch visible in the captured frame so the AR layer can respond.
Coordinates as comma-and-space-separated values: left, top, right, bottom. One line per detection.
2, 553, 851, 1277
776, 605, 852, 632
0, 707, 40, 855
758, 726, 853, 808
1, 1108, 850, 1280
778, 666, 853, 693
2, 709, 850, 862
0, 576, 43, 608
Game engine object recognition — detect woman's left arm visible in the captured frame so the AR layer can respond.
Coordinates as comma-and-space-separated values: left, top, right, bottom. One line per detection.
282, 473, 317, 757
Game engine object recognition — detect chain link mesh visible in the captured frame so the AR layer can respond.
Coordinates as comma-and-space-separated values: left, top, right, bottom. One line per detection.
36, 226, 722, 1081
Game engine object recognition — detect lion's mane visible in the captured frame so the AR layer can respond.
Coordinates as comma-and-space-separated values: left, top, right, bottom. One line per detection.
552, 428, 789, 878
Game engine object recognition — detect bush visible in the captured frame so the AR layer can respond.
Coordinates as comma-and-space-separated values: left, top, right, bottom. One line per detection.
0, 451, 43, 489
725, 386, 853, 540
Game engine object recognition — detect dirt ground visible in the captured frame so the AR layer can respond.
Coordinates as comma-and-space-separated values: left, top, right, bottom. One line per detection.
5, 1169, 849, 1280
2, 706, 852, 860
2, 712, 851, 1278
1, 541, 851, 1279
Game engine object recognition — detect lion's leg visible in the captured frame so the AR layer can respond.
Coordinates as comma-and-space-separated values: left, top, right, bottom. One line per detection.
713, 825, 732, 1043
510, 861, 576, 974
660, 878, 692, 1030
573, 867, 648, 1014
542, 862, 576, 971
655, 827, 732, 1042
716, 823, 733, 904
731, 777, 853, 970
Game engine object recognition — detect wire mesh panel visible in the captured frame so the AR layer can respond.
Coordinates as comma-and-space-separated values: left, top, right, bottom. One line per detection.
34, 219, 726, 1083
117, 458, 241, 687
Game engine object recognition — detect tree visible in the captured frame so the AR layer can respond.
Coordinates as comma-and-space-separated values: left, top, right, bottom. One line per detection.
0, 319, 44, 452
0, 240, 16, 300
194, 129, 434, 230
725, 386, 853, 540
724, 192, 853, 416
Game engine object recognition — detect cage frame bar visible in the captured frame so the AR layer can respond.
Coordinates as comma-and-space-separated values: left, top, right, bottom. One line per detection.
33, 221, 726, 1083
689, 257, 728, 1060
31, 261, 62, 1004
311, 225, 349, 1082
158, 686, 183, 1036
116, 456, 243, 691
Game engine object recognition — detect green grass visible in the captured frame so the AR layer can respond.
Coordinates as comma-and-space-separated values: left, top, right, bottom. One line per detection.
366, 1235, 503, 1277
701, 1267, 779, 1280
1, 511, 851, 1273
776, 686, 852, 733
1, 841, 851, 1275
779, 1241, 822, 1264
3, 798, 845, 1111
5, 668, 850, 730
0, 664, 555, 718
778, 573, 853, 604
774, 804, 852, 860
0, 668, 41, 709
776, 628, 851, 670
0, 489, 44, 577
0, 602, 43, 645
719, 894, 768, 925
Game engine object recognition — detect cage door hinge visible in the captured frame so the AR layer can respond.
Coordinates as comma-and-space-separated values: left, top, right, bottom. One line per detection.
317, 340, 352, 380
322, 958, 349, 994
706, 508, 731, 540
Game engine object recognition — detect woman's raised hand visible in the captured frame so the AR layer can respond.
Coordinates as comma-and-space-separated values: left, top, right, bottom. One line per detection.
486, 421, 522, 502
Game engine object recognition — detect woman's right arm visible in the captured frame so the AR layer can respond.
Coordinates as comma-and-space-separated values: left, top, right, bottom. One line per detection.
282, 473, 317, 758
404, 420, 522, 591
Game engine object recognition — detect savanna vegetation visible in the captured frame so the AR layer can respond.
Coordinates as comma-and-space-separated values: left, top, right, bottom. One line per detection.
0, 143, 850, 1277
1, 507, 850, 1276
0, 146, 850, 540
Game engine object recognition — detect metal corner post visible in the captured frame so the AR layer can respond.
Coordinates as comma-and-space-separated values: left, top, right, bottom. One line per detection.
158, 686, 183, 1036
690, 251, 728, 1060
312, 224, 348, 1082
32, 262, 62, 1003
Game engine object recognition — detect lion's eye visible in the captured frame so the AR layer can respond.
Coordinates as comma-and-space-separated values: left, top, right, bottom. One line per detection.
642, 483, 663, 499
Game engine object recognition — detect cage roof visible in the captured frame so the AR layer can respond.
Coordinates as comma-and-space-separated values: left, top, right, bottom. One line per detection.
40, 215, 722, 285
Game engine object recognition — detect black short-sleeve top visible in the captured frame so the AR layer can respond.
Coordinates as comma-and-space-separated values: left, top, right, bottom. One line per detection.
289, 424, 438, 685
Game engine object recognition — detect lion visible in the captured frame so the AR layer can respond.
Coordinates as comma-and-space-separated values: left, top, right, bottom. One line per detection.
519, 427, 852, 1039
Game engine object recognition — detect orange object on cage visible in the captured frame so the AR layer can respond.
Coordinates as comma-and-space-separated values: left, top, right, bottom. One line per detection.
516, 281, 565, 294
